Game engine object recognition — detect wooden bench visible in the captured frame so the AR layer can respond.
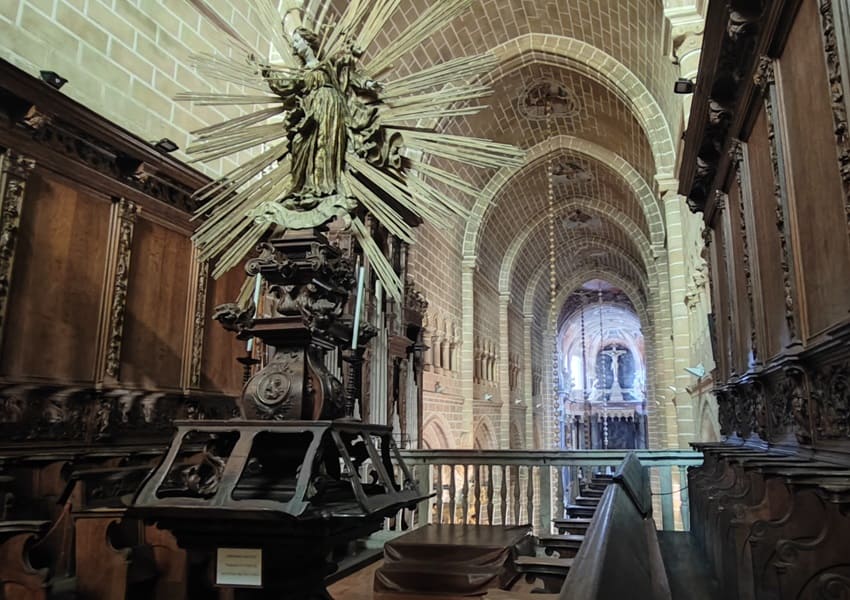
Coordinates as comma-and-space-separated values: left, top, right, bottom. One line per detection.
0, 520, 76, 599
552, 517, 592, 535
537, 533, 584, 557
63, 463, 187, 600
512, 453, 669, 599
556, 453, 671, 600
514, 556, 574, 593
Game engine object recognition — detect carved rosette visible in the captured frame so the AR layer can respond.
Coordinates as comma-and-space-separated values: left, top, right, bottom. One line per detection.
760, 60, 798, 341
812, 362, 850, 440
105, 199, 139, 378
814, 572, 850, 600
242, 351, 299, 420
0, 151, 36, 340
189, 260, 209, 389
817, 0, 850, 239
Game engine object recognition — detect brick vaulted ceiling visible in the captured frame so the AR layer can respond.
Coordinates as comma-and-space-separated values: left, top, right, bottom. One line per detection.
320, 0, 681, 317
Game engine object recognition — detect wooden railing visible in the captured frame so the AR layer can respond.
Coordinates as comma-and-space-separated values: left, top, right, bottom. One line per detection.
393, 449, 703, 533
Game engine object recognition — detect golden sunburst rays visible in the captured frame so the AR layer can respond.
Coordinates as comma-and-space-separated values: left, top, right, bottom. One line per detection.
363, 0, 477, 76
177, 0, 525, 301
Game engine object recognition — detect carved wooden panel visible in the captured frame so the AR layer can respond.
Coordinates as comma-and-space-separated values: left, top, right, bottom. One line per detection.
778, 0, 850, 339
709, 224, 732, 382
200, 265, 245, 395
119, 217, 191, 389
0, 173, 110, 381
727, 177, 755, 373
745, 108, 789, 359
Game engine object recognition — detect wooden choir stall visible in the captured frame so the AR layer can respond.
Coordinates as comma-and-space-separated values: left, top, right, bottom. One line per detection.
678, 0, 850, 598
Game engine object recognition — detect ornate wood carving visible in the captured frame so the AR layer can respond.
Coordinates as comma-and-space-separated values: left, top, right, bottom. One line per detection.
104, 199, 139, 379
770, 365, 811, 444
732, 142, 759, 364
759, 61, 799, 342
0, 151, 35, 343
189, 260, 209, 389
818, 0, 850, 240
812, 362, 850, 440
0, 381, 238, 442
0, 60, 205, 218
680, 2, 767, 212
716, 389, 735, 437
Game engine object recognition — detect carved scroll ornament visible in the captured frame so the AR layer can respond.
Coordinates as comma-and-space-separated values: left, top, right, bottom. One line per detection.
104, 199, 139, 379
0, 152, 36, 340
817, 0, 850, 239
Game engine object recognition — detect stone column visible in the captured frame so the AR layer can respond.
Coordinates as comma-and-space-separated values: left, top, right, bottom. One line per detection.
522, 313, 534, 447
498, 293, 512, 447
660, 178, 697, 446
459, 258, 476, 447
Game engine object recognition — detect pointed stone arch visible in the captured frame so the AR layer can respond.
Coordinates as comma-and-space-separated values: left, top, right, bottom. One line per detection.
422, 413, 455, 449
488, 34, 676, 177
463, 136, 664, 263
473, 416, 498, 450
498, 198, 655, 296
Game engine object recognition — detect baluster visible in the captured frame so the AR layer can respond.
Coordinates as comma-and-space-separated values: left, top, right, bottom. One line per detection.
487, 465, 495, 525
474, 465, 482, 525
414, 464, 431, 527
659, 465, 674, 530
678, 464, 690, 531
435, 464, 443, 524
512, 465, 520, 524
449, 464, 457, 524
526, 465, 534, 526
540, 465, 552, 534
461, 464, 470, 524
500, 465, 508, 525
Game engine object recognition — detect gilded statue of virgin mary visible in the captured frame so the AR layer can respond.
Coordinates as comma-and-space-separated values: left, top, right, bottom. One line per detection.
179, 0, 525, 301
266, 27, 381, 209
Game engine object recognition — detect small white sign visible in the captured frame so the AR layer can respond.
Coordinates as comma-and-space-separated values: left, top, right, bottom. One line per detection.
216, 547, 262, 588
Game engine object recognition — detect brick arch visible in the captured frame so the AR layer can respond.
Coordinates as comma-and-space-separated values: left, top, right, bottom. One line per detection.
473, 416, 498, 450
422, 414, 455, 449
509, 420, 525, 449
489, 35, 676, 177
552, 272, 649, 332
498, 198, 654, 296
515, 236, 651, 304
462, 136, 664, 262
523, 266, 648, 327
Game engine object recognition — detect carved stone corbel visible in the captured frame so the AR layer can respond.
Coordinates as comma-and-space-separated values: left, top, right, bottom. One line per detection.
0, 151, 36, 343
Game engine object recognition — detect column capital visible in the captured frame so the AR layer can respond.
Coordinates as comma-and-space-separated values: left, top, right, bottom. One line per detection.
655, 175, 679, 194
